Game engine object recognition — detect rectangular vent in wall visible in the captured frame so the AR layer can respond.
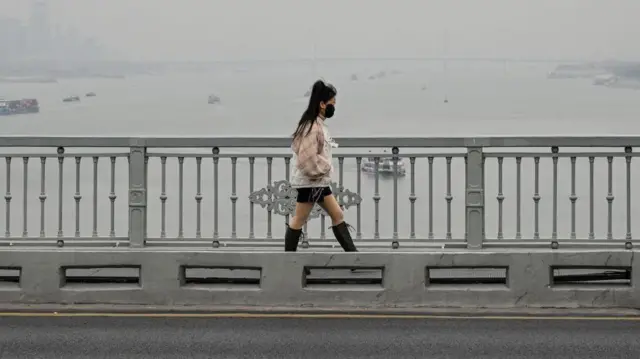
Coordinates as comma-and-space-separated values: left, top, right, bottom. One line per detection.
0, 267, 20, 288
427, 267, 508, 286
62, 266, 141, 288
551, 267, 631, 287
304, 267, 383, 288
181, 267, 261, 288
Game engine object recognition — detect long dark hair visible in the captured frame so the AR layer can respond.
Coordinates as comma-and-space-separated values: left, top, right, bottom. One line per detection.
292, 80, 337, 140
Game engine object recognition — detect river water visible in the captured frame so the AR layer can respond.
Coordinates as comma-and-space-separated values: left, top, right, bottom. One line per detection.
1, 60, 639, 242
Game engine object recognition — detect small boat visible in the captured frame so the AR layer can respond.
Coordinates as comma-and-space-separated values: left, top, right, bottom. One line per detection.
86, 92, 96, 97
351, 74, 358, 81
593, 74, 618, 86
208, 95, 221, 104
361, 156, 407, 176
63, 96, 80, 103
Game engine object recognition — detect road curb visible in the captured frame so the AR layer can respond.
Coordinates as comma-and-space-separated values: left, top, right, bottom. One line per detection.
1, 304, 639, 318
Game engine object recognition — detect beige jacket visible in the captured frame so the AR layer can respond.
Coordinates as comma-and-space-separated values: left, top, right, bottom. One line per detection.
290, 118, 334, 188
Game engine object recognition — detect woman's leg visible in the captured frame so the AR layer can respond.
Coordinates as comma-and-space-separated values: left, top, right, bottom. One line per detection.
289, 202, 314, 230
285, 202, 314, 252
285, 188, 317, 252
319, 193, 344, 226
319, 194, 357, 252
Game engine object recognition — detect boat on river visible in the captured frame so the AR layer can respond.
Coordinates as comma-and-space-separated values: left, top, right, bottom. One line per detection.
63, 96, 80, 103
361, 156, 407, 176
0, 99, 40, 116
208, 95, 221, 104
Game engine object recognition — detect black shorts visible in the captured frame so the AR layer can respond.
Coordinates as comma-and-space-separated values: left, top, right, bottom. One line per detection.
296, 187, 332, 203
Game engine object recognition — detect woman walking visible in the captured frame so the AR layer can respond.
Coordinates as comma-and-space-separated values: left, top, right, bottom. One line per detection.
285, 80, 357, 252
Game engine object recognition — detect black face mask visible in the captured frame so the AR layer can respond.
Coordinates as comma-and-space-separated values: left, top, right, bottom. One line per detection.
324, 104, 335, 118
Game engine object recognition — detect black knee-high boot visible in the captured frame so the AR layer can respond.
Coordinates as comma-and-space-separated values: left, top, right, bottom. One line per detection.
285, 224, 311, 275
285, 224, 303, 252
332, 222, 357, 252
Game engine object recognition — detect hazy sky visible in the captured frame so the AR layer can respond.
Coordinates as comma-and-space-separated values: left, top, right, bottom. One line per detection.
2, 0, 640, 61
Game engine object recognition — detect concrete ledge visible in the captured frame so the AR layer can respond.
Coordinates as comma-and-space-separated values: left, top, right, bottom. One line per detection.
0, 249, 638, 309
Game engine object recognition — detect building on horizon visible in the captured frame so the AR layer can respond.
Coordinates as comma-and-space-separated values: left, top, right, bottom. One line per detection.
27, 0, 51, 59
0, 17, 28, 62
1, 0, 105, 64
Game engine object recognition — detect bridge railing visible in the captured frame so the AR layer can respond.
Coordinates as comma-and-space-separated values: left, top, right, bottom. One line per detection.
1, 136, 639, 250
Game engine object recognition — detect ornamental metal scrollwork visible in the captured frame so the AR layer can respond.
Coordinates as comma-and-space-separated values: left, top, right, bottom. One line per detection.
247, 180, 297, 217
248, 180, 362, 219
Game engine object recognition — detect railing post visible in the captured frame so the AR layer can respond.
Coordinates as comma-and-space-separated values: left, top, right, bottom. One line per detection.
465, 146, 484, 249
129, 146, 147, 248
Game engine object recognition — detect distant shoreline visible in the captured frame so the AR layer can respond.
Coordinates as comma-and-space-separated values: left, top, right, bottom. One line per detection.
0, 74, 129, 84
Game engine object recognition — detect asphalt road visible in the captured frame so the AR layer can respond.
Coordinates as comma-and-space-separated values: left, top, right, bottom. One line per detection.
0, 314, 638, 358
